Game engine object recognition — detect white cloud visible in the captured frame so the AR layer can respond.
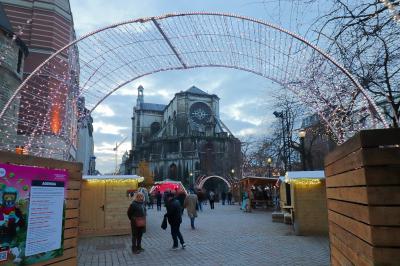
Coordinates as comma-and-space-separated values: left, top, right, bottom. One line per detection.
93, 121, 128, 135
222, 99, 265, 126
94, 141, 131, 173
236, 128, 257, 137
92, 104, 115, 117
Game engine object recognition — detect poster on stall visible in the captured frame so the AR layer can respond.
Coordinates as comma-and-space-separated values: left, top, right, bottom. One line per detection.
0, 163, 68, 265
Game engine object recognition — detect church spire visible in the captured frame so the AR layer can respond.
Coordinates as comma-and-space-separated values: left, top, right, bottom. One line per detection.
137, 85, 144, 107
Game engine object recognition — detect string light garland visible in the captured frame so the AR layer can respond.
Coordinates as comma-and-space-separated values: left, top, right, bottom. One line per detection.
380, 0, 400, 23
0, 13, 389, 160
287, 178, 321, 186
85, 178, 142, 184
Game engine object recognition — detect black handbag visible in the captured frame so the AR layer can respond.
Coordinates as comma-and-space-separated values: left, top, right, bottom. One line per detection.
161, 216, 168, 230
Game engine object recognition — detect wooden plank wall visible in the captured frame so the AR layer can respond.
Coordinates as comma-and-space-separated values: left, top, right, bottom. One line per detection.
79, 180, 136, 237
0, 151, 82, 266
324, 129, 400, 266
293, 180, 328, 235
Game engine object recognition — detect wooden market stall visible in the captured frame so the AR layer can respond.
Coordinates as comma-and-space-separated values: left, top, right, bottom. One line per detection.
79, 175, 143, 237
280, 171, 328, 236
239, 176, 279, 208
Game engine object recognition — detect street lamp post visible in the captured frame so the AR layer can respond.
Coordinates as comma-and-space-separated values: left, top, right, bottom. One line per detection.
273, 111, 288, 171
266, 157, 272, 177
298, 129, 306, 171
189, 172, 193, 187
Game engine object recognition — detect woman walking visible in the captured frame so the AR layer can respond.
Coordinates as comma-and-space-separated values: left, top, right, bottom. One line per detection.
127, 192, 147, 254
184, 190, 198, 229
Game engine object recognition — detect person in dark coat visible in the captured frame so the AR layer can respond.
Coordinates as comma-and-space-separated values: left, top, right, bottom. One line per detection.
227, 191, 233, 205
196, 189, 204, 211
156, 190, 162, 211
127, 192, 147, 254
165, 193, 185, 250
176, 190, 187, 214
221, 191, 226, 205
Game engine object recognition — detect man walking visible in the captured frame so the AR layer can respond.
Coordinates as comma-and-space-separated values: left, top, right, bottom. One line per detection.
196, 189, 203, 211
184, 190, 198, 229
209, 190, 215, 209
156, 190, 162, 211
221, 191, 226, 205
165, 193, 186, 250
227, 191, 232, 205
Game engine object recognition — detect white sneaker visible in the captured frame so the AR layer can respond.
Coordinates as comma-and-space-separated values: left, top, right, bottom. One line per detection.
171, 246, 179, 251
181, 243, 186, 249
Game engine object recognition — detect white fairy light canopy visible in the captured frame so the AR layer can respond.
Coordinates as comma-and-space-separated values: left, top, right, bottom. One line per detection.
0, 12, 389, 160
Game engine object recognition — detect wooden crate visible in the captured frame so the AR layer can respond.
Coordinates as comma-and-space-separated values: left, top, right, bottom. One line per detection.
324, 129, 400, 266
0, 151, 82, 266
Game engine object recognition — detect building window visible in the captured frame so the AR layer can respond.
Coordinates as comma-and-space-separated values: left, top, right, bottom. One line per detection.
150, 122, 161, 136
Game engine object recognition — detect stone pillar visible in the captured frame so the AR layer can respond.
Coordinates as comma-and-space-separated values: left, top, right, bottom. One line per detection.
324, 128, 400, 265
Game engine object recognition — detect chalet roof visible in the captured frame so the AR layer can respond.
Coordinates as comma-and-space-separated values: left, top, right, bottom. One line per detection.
285, 171, 325, 180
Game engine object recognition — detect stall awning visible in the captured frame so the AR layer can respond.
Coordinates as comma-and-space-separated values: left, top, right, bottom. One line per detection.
149, 180, 187, 194
83, 175, 144, 183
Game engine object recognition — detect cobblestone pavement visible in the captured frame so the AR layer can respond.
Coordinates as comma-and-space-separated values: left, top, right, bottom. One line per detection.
78, 204, 330, 266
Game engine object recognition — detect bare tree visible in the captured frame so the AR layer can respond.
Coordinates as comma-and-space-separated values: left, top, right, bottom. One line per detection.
311, 0, 400, 127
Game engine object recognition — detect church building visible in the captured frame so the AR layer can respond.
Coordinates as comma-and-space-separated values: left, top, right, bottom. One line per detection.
125, 85, 241, 187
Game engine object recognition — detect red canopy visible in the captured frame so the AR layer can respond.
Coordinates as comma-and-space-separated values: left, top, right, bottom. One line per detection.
150, 180, 187, 195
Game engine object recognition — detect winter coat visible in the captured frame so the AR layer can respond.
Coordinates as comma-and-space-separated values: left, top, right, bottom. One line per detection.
176, 192, 186, 208
127, 201, 147, 231
184, 194, 198, 218
165, 198, 182, 225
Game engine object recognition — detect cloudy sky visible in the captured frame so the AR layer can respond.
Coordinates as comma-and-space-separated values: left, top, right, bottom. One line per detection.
69, 0, 324, 174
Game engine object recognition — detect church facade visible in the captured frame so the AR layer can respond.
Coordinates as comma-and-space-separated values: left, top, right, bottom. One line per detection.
124, 85, 241, 187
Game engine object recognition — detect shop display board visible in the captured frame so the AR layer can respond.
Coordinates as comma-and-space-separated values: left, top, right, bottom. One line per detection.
0, 163, 68, 265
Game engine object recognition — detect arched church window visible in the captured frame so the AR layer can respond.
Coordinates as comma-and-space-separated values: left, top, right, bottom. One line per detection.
150, 122, 161, 135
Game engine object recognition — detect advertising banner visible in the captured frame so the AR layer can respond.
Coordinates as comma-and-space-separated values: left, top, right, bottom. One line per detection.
0, 163, 68, 265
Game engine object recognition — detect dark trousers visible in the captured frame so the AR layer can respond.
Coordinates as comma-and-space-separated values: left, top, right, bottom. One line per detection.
210, 200, 215, 209
190, 217, 195, 229
131, 226, 143, 251
170, 223, 184, 247
228, 198, 232, 205
222, 199, 225, 205
157, 201, 162, 211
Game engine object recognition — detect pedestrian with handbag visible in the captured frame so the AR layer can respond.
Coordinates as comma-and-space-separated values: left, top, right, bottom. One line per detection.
165, 193, 186, 250
127, 192, 147, 254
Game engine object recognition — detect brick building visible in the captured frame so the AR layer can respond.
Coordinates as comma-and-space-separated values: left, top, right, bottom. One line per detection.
0, 0, 79, 159
0, 3, 28, 146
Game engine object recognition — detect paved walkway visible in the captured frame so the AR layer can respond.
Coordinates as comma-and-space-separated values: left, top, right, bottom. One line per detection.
78, 204, 330, 266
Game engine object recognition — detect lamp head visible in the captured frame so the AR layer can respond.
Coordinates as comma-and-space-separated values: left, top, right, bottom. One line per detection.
298, 129, 306, 138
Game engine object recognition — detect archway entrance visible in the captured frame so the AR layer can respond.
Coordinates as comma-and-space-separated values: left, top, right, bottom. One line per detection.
197, 175, 232, 190
0, 12, 388, 159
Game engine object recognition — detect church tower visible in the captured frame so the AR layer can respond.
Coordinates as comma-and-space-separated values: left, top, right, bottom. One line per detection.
137, 85, 144, 108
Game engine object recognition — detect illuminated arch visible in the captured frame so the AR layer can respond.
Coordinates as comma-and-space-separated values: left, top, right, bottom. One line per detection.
0, 12, 389, 159
198, 175, 231, 189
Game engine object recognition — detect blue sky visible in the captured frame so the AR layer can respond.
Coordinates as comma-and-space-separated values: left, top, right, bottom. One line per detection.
69, 0, 325, 173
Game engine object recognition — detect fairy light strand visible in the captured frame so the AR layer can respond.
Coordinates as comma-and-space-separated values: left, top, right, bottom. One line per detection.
0, 13, 389, 160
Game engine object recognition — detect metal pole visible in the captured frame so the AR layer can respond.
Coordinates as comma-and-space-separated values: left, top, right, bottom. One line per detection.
300, 137, 306, 171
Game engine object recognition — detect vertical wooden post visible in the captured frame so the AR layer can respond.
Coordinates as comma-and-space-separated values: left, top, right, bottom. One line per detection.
324, 129, 400, 265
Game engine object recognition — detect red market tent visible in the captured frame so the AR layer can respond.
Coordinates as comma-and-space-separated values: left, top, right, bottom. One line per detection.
150, 180, 187, 195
